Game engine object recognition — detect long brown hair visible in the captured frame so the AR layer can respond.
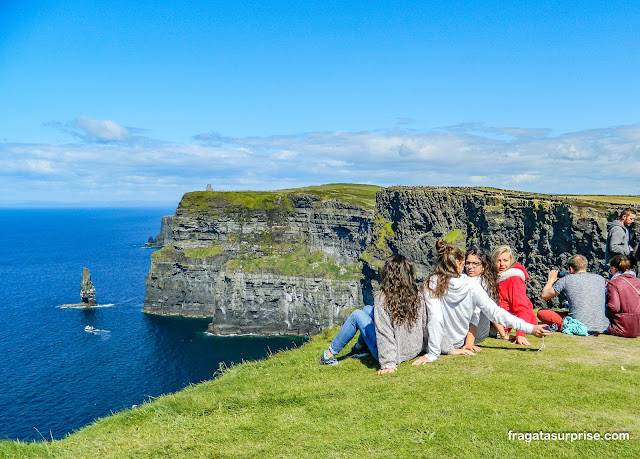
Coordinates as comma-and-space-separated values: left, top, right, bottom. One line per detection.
379, 254, 420, 327
465, 247, 499, 302
425, 240, 465, 298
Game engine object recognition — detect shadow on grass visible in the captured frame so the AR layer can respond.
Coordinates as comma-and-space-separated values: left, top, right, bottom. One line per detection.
336, 354, 380, 369
477, 337, 546, 353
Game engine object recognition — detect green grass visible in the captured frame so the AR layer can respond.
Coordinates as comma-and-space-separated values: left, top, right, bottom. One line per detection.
360, 214, 395, 268
282, 183, 382, 208
179, 191, 294, 214
559, 195, 640, 205
151, 244, 223, 262
442, 229, 465, 245
224, 246, 363, 281
150, 244, 177, 262
183, 246, 224, 259
3, 332, 639, 458
179, 183, 381, 214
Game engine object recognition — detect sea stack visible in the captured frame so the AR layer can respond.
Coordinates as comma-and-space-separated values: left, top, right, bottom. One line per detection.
80, 267, 97, 306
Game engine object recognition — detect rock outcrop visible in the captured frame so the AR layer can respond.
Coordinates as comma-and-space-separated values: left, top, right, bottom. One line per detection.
144, 185, 638, 334
59, 267, 98, 308
80, 267, 97, 305
145, 215, 174, 248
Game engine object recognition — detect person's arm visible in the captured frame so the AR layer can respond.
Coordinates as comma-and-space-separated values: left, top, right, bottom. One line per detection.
413, 293, 444, 365
475, 286, 549, 340
474, 284, 535, 335
501, 278, 536, 338
373, 293, 398, 373
464, 324, 477, 350
606, 282, 621, 315
541, 270, 560, 301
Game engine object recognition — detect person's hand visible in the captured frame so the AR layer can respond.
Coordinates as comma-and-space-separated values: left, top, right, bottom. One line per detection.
513, 335, 531, 346
452, 348, 475, 356
411, 356, 431, 366
531, 324, 552, 338
377, 367, 397, 375
463, 343, 482, 353
548, 269, 559, 283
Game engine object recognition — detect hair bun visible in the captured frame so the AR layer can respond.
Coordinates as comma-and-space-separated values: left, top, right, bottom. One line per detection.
435, 240, 447, 255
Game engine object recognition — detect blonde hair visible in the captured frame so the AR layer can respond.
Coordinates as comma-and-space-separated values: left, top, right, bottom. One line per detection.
491, 245, 515, 268
568, 255, 588, 272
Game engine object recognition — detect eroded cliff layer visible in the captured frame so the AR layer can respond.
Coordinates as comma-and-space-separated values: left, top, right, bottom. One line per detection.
143, 184, 379, 335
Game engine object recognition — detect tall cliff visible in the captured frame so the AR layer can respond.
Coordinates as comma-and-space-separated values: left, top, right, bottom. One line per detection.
371, 187, 631, 308
143, 184, 379, 335
144, 185, 637, 334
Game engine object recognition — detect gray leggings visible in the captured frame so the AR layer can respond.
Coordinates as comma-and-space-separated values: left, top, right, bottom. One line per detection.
474, 312, 491, 344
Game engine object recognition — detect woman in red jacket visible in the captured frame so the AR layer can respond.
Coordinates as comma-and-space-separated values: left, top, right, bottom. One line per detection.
606, 255, 640, 338
491, 245, 538, 346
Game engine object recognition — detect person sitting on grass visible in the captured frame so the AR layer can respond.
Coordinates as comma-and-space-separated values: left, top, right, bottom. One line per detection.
538, 254, 608, 335
319, 254, 469, 374
461, 247, 500, 352
412, 241, 550, 366
492, 245, 539, 346
606, 255, 640, 338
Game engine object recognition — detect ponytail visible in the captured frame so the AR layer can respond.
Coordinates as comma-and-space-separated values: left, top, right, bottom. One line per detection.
610, 255, 631, 273
424, 240, 464, 298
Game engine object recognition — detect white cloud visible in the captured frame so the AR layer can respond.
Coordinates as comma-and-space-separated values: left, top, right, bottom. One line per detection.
74, 116, 131, 141
510, 173, 539, 183
273, 150, 297, 160
3, 122, 640, 203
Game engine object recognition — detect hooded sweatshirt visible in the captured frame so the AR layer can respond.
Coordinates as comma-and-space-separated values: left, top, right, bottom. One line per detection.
605, 221, 631, 263
497, 263, 538, 338
423, 274, 535, 362
374, 291, 454, 370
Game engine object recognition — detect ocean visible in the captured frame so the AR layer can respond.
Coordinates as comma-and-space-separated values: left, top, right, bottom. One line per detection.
0, 208, 305, 442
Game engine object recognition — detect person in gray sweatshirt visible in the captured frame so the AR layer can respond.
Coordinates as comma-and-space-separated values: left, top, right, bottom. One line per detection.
605, 208, 636, 267
412, 241, 550, 366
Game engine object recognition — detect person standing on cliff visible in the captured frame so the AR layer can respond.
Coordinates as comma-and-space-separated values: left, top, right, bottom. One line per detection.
538, 255, 609, 335
605, 208, 636, 268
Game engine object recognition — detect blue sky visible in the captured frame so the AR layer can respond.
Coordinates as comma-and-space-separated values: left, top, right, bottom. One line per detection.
1, 1, 639, 204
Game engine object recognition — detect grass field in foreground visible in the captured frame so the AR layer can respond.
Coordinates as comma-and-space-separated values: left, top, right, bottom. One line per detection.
2, 330, 639, 458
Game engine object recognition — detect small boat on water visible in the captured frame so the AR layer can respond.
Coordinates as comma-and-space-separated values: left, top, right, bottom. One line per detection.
84, 325, 95, 332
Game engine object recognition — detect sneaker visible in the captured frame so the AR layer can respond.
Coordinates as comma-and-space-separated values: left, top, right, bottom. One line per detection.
319, 350, 338, 365
345, 345, 370, 359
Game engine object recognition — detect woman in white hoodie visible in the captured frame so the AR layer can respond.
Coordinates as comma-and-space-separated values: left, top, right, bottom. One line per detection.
412, 241, 549, 365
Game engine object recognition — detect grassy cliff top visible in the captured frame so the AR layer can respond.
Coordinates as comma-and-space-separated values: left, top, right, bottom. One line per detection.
385, 186, 640, 206
179, 183, 381, 212
4, 331, 639, 457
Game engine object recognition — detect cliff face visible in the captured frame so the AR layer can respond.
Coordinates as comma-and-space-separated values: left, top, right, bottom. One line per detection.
144, 185, 636, 334
143, 185, 379, 335
374, 187, 625, 308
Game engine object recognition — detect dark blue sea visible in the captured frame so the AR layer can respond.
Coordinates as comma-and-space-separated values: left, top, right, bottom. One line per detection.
0, 208, 306, 442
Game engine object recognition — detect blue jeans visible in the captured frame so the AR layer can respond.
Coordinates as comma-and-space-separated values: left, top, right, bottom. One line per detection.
329, 305, 378, 360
